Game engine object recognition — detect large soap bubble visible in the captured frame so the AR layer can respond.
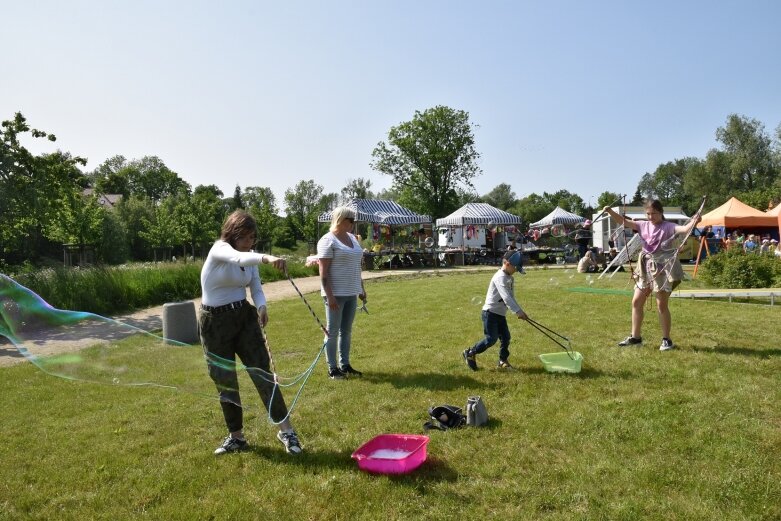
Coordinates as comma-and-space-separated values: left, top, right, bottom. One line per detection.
0, 274, 317, 416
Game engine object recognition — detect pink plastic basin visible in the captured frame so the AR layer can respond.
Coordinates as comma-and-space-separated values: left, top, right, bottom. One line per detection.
351, 434, 430, 474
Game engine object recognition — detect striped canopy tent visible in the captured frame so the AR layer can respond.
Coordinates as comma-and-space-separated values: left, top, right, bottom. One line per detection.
529, 206, 585, 229
318, 198, 431, 225
435, 203, 522, 227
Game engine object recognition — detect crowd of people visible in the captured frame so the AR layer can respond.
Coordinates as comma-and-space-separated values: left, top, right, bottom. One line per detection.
721, 229, 779, 254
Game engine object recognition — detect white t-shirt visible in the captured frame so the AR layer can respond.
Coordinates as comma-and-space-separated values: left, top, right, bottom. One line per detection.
482, 268, 522, 316
200, 240, 267, 308
317, 232, 363, 297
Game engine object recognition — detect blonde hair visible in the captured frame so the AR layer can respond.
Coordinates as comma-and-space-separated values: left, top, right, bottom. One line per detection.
329, 206, 356, 232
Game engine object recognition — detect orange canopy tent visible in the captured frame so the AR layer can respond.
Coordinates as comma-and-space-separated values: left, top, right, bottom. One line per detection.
698, 197, 778, 228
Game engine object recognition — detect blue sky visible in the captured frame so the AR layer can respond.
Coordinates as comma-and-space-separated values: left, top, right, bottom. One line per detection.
4, 0, 780, 211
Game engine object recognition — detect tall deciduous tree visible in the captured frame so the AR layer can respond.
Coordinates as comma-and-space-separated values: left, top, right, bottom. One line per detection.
0, 113, 88, 263
715, 114, 777, 191
340, 177, 374, 204
481, 183, 516, 211
90, 155, 130, 197
637, 157, 702, 212
243, 186, 278, 251
284, 180, 325, 242
371, 105, 482, 219
509, 193, 552, 227
126, 156, 189, 203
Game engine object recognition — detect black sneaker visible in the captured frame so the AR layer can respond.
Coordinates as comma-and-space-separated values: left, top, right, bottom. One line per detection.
328, 367, 347, 380
340, 364, 363, 376
462, 349, 478, 371
617, 336, 642, 347
497, 360, 513, 369
214, 436, 249, 455
659, 338, 675, 351
277, 431, 302, 454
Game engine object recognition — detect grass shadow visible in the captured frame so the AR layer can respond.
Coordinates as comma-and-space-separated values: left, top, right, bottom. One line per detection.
249, 445, 356, 471
363, 371, 501, 391
517, 365, 634, 379
248, 445, 459, 482
692, 346, 781, 359
385, 456, 459, 483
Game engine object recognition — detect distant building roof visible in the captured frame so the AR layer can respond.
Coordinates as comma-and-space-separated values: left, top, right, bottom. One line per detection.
83, 189, 123, 207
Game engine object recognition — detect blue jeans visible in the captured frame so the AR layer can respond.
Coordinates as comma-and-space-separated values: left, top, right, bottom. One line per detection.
323, 295, 357, 369
469, 310, 511, 361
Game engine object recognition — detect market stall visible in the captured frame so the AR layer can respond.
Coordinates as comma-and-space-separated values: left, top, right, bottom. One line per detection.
435, 203, 523, 265
317, 198, 433, 269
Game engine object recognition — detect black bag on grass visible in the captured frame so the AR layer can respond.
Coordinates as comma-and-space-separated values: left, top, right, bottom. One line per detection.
423, 404, 466, 431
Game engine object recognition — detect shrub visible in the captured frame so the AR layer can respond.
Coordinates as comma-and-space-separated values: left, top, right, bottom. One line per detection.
698, 248, 781, 288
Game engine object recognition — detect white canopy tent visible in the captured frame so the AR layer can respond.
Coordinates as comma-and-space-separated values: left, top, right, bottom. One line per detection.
318, 198, 431, 226
529, 207, 585, 228
435, 203, 522, 258
435, 203, 523, 227
317, 198, 432, 252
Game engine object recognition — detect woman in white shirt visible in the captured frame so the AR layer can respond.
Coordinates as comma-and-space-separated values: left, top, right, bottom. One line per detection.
317, 207, 366, 379
200, 210, 302, 455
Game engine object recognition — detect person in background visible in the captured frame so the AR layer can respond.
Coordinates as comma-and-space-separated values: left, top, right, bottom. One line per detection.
577, 250, 599, 273
200, 210, 302, 455
317, 206, 366, 380
602, 200, 701, 352
743, 234, 758, 253
759, 238, 770, 254
462, 250, 529, 371
574, 220, 593, 259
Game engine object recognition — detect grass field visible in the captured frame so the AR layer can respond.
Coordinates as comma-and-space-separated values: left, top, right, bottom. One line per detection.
0, 268, 779, 520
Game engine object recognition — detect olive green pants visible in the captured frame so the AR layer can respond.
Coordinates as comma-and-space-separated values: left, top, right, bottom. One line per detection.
199, 303, 288, 432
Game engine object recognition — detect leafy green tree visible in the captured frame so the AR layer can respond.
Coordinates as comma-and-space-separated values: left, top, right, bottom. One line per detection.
715, 114, 778, 191
116, 194, 155, 260
284, 180, 325, 241
637, 157, 702, 212
597, 191, 623, 209
544, 190, 585, 215
231, 185, 244, 211
243, 186, 278, 251
96, 210, 129, 264
125, 156, 189, 203
481, 183, 516, 211
0, 113, 87, 263
371, 105, 482, 219
44, 192, 105, 250
734, 187, 781, 211
340, 177, 374, 204
273, 219, 298, 249
90, 155, 130, 197
140, 197, 182, 261
509, 193, 552, 227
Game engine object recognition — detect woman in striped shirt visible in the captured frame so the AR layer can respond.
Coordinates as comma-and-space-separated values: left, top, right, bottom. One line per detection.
317, 207, 366, 379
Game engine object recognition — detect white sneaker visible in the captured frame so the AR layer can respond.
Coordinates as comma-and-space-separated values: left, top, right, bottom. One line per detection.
659, 338, 675, 351
277, 431, 303, 454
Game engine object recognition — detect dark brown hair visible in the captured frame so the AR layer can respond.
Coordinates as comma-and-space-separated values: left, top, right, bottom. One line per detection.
220, 210, 257, 248
644, 199, 665, 220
